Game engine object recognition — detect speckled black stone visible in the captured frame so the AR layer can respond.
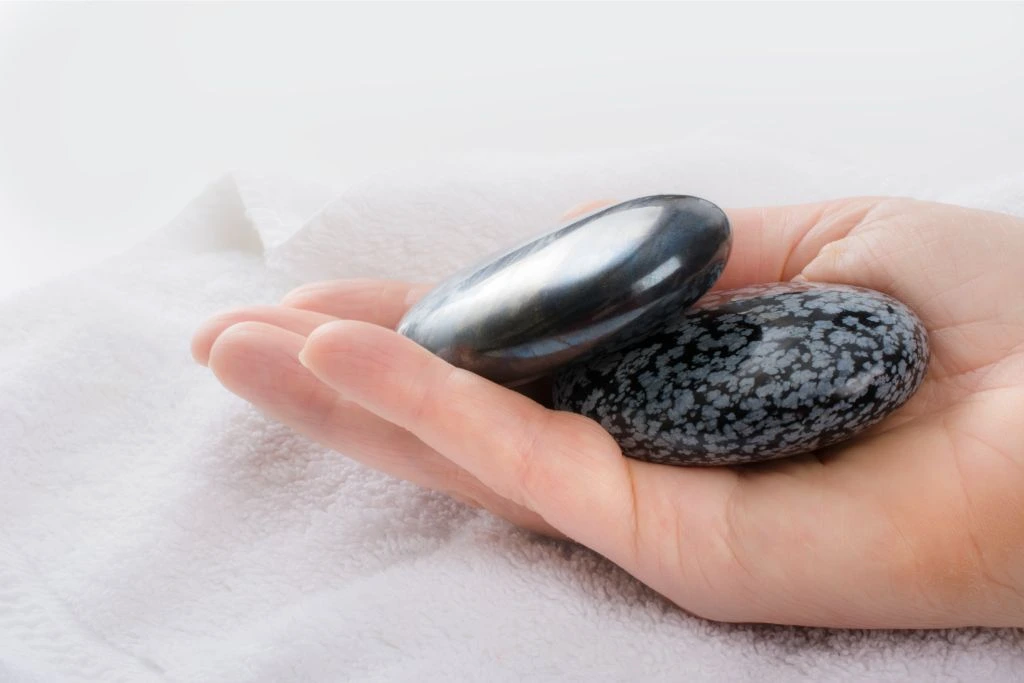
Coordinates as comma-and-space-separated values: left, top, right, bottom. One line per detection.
397, 195, 731, 385
552, 282, 930, 466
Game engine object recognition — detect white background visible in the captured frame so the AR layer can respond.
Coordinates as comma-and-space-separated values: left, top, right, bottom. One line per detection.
1, 2, 1022, 295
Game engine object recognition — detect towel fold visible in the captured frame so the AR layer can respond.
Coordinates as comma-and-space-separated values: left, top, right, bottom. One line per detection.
2, 140, 1023, 681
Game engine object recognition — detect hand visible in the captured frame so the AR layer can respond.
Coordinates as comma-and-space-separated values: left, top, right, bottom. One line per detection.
192, 197, 1024, 628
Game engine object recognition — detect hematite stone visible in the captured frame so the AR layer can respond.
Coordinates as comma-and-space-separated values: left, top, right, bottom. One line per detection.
397, 195, 731, 385
551, 282, 930, 466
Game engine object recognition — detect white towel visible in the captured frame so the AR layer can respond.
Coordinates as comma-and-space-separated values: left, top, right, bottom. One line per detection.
2, 139, 1023, 682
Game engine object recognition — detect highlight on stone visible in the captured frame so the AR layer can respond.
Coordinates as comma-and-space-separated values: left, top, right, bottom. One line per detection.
397, 196, 930, 466
397, 195, 732, 385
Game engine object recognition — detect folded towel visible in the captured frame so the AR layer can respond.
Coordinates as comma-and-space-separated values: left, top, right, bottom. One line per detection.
2, 139, 1022, 681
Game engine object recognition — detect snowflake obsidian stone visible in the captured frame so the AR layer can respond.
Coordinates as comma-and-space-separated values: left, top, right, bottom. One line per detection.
551, 282, 930, 466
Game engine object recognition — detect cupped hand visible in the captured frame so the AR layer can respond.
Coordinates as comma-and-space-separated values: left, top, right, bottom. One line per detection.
192, 197, 1024, 628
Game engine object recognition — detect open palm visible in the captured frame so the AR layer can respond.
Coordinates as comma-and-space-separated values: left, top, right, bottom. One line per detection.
192, 197, 1024, 628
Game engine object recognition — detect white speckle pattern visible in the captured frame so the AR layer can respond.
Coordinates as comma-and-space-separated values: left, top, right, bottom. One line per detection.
552, 282, 930, 466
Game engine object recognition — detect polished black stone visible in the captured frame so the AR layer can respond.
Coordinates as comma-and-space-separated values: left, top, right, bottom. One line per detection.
552, 282, 930, 466
397, 195, 732, 385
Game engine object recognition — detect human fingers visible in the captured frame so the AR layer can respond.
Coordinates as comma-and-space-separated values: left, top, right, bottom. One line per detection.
191, 306, 336, 366
194, 279, 431, 369
296, 319, 727, 571
207, 321, 560, 536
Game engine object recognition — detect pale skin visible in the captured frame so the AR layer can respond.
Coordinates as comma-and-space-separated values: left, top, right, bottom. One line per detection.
192, 197, 1024, 629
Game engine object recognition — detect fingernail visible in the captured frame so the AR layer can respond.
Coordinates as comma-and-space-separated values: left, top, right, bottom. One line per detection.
297, 334, 354, 402
297, 322, 332, 370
